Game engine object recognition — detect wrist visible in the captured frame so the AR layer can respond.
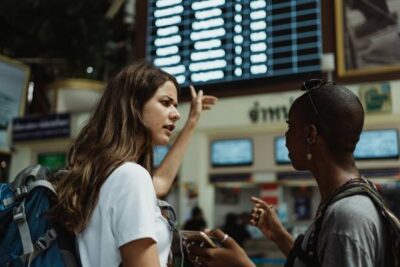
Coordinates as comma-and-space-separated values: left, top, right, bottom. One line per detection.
184, 118, 198, 129
269, 226, 288, 242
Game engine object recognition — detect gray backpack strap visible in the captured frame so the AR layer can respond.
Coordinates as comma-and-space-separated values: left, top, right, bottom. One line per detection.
27, 179, 57, 195
13, 201, 34, 261
5, 179, 57, 209
27, 228, 58, 266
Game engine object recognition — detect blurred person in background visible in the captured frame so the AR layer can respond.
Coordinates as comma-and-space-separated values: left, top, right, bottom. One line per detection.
183, 206, 207, 231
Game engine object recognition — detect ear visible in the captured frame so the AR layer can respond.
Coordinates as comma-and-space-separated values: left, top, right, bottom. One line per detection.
304, 124, 318, 144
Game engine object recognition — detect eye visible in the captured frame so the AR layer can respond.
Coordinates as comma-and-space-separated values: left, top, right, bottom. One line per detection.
160, 99, 171, 107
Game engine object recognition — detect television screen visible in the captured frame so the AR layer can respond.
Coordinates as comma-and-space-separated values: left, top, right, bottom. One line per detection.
145, 0, 322, 87
153, 145, 169, 167
211, 138, 253, 167
274, 136, 290, 164
355, 129, 399, 160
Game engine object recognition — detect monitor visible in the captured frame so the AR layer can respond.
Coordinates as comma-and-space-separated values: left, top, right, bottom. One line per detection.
153, 145, 169, 167
274, 136, 291, 164
210, 138, 253, 167
145, 0, 322, 87
354, 129, 399, 160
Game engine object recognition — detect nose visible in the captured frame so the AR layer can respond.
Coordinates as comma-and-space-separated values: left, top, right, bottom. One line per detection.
170, 106, 181, 122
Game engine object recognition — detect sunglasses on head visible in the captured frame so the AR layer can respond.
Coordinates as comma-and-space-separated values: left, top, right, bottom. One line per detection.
300, 79, 335, 119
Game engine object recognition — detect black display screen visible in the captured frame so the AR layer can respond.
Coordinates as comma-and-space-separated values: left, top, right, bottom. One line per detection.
146, 0, 322, 87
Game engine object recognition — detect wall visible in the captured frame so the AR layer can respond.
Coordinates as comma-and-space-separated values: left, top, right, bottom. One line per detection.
9, 81, 400, 228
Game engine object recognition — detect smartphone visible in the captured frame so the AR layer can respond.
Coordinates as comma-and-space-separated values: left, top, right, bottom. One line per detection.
180, 230, 217, 248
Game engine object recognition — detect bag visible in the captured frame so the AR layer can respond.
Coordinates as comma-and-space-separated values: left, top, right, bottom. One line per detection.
0, 165, 80, 267
285, 177, 400, 267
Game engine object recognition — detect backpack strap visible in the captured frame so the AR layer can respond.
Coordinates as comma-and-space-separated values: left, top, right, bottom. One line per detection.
157, 199, 178, 231
304, 179, 371, 266
307, 178, 400, 267
9, 168, 58, 266
26, 228, 58, 267
5, 177, 57, 207
13, 201, 34, 261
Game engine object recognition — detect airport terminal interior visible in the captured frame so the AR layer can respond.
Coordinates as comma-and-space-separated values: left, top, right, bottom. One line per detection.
1, 0, 400, 266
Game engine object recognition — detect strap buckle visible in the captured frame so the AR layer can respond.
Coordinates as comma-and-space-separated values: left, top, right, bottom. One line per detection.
15, 186, 28, 200
13, 204, 26, 223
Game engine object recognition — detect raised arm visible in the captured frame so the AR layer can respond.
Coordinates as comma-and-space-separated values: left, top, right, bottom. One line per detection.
153, 86, 217, 197
250, 196, 294, 257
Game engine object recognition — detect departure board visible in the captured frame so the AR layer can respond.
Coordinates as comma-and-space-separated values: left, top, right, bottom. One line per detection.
146, 0, 322, 87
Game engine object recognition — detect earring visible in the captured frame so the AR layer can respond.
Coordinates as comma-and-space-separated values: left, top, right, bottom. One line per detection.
306, 138, 313, 160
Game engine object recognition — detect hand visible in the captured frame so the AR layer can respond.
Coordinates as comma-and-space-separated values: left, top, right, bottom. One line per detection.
186, 229, 255, 267
249, 197, 285, 241
186, 85, 217, 127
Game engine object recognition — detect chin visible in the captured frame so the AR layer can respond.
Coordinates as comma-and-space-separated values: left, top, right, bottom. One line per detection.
153, 135, 170, 146
290, 160, 306, 171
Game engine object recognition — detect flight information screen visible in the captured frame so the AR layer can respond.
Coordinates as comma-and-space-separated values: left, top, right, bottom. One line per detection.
145, 0, 322, 87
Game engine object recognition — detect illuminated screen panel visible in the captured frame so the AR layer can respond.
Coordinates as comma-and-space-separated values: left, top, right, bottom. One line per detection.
274, 136, 290, 164
274, 129, 400, 164
146, 0, 322, 87
355, 129, 399, 160
211, 138, 253, 167
153, 145, 169, 167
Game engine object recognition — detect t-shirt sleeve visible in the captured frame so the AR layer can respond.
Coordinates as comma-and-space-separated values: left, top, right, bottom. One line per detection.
109, 163, 158, 247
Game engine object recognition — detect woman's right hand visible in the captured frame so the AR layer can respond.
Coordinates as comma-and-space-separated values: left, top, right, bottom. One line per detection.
186, 229, 255, 267
249, 196, 285, 242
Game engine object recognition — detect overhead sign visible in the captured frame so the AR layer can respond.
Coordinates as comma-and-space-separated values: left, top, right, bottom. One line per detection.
12, 113, 70, 142
146, 0, 322, 86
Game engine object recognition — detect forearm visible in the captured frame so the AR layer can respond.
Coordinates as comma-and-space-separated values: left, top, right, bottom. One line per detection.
153, 121, 197, 197
270, 228, 294, 257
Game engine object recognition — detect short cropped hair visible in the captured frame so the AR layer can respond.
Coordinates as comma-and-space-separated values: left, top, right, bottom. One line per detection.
296, 84, 364, 154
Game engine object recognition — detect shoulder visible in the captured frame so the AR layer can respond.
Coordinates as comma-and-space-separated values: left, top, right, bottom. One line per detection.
325, 194, 379, 224
318, 195, 387, 265
107, 162, 151, 185
101, 162, 153, 196
321, 194, 386, 242
111, 162, 150, 179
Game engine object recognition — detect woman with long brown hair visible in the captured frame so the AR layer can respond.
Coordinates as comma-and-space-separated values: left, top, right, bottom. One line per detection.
50, 61, 216, 267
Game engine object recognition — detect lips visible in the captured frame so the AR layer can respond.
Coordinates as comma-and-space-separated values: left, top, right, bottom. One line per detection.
163, 124, 175, 132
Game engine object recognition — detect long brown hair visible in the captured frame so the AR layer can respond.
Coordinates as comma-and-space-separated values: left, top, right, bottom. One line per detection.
50, 61, 179, 234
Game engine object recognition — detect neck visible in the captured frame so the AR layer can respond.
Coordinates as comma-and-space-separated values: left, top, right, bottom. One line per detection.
311, 156, 360, 202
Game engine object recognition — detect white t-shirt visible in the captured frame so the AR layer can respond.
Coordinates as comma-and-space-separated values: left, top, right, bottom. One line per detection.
77, 162, 172, 267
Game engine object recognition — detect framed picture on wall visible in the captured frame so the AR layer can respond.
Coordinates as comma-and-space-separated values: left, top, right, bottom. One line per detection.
335, 0, 400, 77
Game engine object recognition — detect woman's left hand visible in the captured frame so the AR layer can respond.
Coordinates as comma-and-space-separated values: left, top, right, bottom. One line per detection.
186, 229, 255, 267
186, 85, 218, 127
